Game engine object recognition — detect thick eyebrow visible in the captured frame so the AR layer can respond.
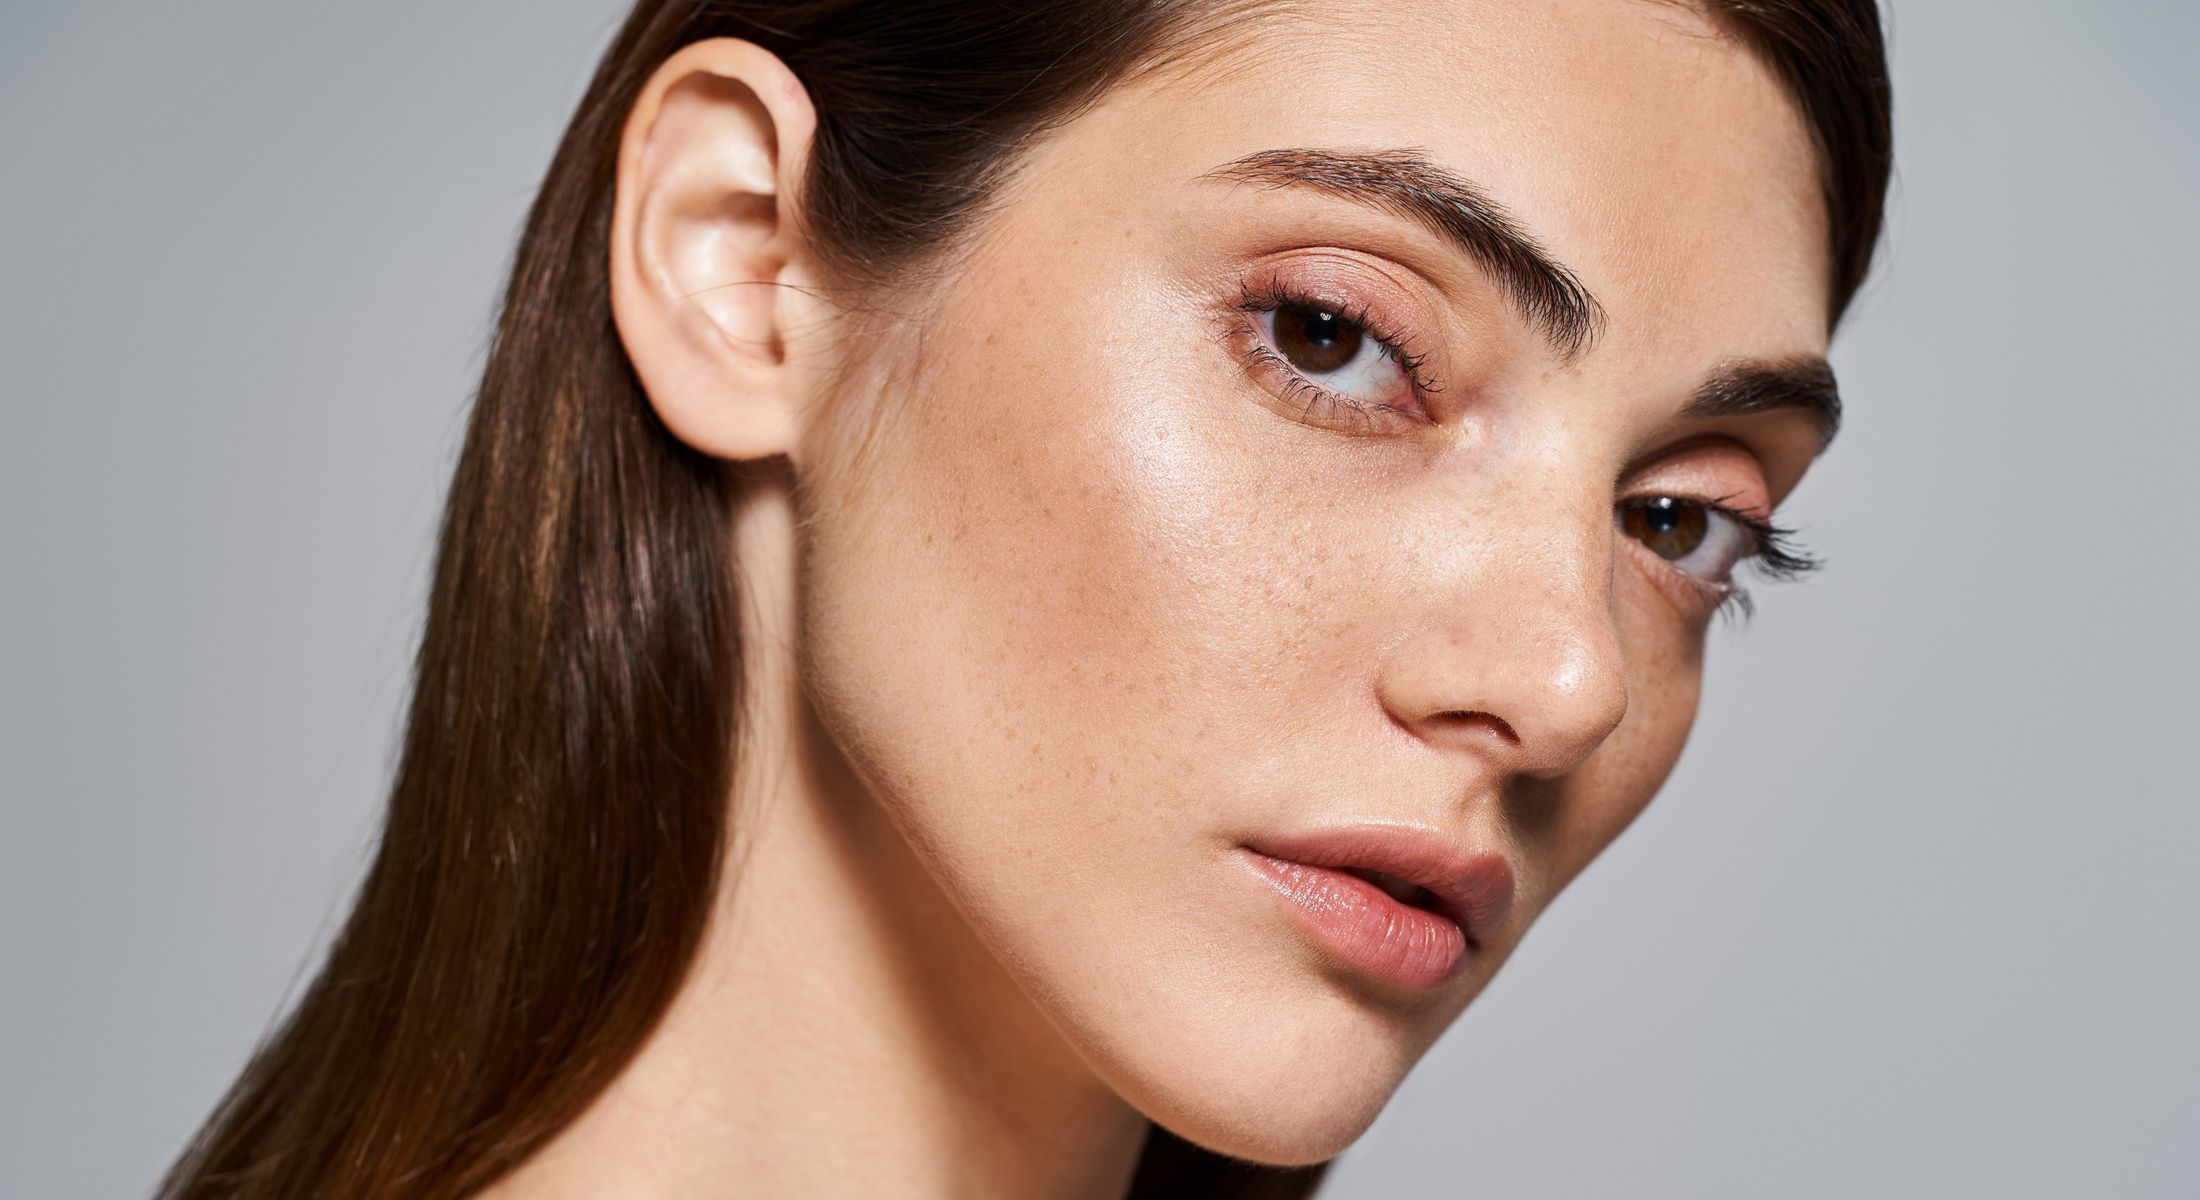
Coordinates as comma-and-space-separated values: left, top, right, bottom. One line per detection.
1683, 356, 1843, 453
1200, 147, 1606, 361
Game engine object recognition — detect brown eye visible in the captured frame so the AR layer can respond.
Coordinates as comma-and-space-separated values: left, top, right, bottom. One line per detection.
1620, 496, 1709, 560
1271, 302, 1364, 373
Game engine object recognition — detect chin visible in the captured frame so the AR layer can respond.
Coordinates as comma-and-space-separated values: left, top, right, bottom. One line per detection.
1134, 1065, 1395, 1168
1073, 973, 1440, 1168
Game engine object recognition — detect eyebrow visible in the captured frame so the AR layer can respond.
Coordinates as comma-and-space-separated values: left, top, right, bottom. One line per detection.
1201, 147, 1606, 361
1683, 356, 1843, 452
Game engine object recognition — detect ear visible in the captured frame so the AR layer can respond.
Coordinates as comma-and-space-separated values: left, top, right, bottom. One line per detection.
610, 38, 823, 462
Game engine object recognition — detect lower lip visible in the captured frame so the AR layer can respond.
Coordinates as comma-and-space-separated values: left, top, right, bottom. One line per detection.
1238, 848, 1468, 990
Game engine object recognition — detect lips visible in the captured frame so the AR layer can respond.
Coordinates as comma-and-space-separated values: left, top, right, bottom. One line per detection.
1238, 826, 1517, 991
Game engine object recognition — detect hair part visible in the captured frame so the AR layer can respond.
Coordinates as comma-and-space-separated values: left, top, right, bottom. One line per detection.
157, 4, 1889, 1198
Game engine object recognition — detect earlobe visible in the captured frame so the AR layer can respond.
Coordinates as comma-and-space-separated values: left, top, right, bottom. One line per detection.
610, 39, 821, 463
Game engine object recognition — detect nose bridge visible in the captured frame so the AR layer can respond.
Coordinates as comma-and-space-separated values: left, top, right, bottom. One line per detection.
1376, 473, 1631, 780
1514, 512, 1630, 770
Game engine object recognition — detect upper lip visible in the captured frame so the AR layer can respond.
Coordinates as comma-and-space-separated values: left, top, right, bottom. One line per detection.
1241, 824, 1517, 947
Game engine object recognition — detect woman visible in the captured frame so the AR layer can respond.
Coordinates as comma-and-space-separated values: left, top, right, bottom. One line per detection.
160, 1, 1891, 1196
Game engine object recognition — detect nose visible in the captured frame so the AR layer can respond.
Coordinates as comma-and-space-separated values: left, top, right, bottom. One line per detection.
1373, 504, 1631, 780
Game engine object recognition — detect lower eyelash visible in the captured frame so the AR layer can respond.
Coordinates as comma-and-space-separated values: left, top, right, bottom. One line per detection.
1712, 501, 1822, 581
1233, 338, 1418, 429
1702, 497, 1823, 623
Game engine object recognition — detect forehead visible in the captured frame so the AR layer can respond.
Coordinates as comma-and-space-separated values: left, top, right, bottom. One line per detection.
1067, 0, 1832, 359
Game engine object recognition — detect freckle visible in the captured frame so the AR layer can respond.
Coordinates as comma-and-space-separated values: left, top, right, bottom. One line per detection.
1108, 771, 1120, 785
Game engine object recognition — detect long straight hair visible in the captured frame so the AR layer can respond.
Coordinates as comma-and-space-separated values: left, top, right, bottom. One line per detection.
157, 3, 1890, 1197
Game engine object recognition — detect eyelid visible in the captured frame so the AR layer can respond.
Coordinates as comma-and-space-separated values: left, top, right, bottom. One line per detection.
1619, 437, 1774, 520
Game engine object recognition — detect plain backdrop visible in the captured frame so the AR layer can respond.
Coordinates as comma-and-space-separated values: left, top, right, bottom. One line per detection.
3, 2, 2195, 1197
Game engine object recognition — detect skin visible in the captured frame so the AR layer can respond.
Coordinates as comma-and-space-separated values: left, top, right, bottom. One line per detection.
486, 0, 1832, 1196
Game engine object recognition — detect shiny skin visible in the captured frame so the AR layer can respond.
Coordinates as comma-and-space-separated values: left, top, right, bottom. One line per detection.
780, 0, 1830, 1167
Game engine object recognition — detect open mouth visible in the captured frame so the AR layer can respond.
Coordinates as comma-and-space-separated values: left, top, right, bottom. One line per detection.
1339, 866, 1442, 912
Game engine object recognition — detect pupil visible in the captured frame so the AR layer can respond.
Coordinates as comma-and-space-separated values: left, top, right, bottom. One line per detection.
1274, 302, 1362, 373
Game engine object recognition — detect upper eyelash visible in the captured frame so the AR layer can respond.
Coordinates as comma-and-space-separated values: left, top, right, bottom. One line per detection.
1232, 279, 1443, 417
1700, 492, 1821, 580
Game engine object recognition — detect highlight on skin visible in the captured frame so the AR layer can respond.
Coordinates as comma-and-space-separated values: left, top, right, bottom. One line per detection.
154, 2, 1890, 1198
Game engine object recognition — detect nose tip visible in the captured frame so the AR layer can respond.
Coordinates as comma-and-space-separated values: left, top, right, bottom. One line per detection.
1378, 609, 1631, 781
1518, 631, 1631, 776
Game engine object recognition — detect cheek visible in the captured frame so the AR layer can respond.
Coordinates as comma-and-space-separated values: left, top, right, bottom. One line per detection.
791, 265, 1442, 1151
798, 270, 1359, 879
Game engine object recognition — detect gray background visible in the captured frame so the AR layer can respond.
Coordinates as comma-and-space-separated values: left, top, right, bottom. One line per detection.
3, 2, 2194, 1196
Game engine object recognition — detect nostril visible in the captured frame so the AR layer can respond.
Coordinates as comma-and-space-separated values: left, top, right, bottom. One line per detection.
1434, 709, 1520, 745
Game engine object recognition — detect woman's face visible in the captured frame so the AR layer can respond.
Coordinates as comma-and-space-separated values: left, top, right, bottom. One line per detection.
792, 0, 1831, 1163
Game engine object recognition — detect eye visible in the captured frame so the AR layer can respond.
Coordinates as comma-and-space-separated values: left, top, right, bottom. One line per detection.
1616, 495, 1759, 587
1240, 278, 1443, 427
1260, 302, 1408, 407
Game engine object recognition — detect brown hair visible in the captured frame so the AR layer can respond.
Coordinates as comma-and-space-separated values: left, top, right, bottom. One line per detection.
156, 3, 1890, 1197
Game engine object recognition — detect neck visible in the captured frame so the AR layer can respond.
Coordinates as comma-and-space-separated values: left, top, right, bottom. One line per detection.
483, 467, 1151, 1200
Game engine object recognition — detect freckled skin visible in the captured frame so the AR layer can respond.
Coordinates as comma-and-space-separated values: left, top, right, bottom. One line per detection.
789, 0, 1828, 1165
